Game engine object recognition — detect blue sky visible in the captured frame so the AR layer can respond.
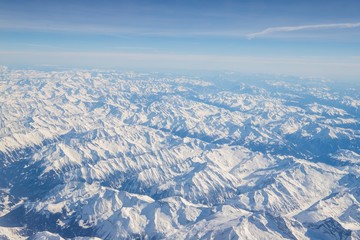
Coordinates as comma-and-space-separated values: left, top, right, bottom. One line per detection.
0, 0, 360, 80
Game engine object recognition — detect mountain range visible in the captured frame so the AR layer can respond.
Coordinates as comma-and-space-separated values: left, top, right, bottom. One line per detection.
0, 66, 359, 239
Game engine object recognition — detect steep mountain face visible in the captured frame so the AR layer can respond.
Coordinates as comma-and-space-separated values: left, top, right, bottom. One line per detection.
0, 67, 359, 239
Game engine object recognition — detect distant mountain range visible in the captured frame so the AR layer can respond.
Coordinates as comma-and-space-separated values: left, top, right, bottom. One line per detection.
0, 67, 359, 239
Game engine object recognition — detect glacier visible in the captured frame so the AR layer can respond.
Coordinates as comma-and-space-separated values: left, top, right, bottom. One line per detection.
0, 67, 359, 239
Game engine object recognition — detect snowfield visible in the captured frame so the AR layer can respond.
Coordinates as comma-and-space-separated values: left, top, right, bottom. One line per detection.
0, 67, 359, 239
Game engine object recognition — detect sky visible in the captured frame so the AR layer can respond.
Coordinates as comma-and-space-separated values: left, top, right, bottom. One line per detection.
0, 0, 360, 80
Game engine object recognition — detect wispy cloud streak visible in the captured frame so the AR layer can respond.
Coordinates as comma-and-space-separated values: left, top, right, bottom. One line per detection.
247, 22, 360, 39
0, 20, 240, 37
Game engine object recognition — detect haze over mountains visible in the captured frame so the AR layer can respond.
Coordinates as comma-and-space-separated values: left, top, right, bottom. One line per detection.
0, 66, 359, 239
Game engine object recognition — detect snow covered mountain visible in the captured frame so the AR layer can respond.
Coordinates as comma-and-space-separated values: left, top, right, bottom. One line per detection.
0, 67, 359, 239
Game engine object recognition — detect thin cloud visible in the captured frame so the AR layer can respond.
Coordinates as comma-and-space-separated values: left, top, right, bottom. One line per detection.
0, 19, 246, 37
1, 50, 359, 80
247, 22, 360, 39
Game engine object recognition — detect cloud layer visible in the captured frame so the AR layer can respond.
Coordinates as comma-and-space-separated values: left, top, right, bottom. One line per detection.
247, 22, 360, 39
1, 50, 359, 80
